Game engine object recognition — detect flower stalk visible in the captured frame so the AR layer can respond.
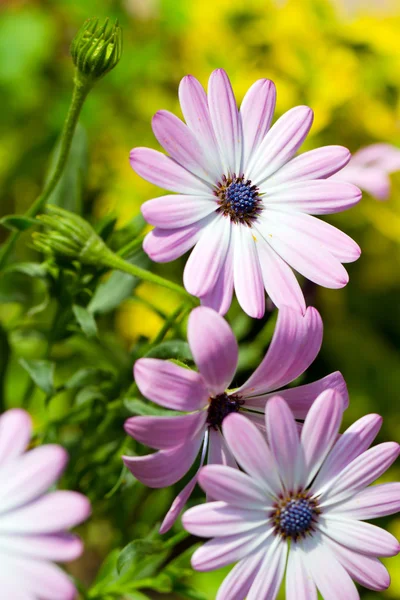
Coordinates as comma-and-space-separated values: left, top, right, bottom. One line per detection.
0, 17, 122, 271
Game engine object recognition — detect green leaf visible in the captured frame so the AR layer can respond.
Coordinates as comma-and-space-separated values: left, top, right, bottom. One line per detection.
19, 358, 55, 395
90, 548, 119, 591
88, 250, 149, 315
117, 540, 163, 576
65, 367, 112, 389
75, 386, 106, 407
0, 215, 37, 231
46, 124, 88, 213
4, 262, 48, 278
174, 583, 208, 600
123, 398, 179, 417
72, 304, 98, 338
145, 340, 193, 362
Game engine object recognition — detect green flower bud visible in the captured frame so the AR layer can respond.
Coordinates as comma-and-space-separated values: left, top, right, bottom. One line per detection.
70, 17, 122, 84
33, 206, 114, 266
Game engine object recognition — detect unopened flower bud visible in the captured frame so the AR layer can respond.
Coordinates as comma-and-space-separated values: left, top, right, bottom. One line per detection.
70, 17, 122, 84
33, 206, 114, 266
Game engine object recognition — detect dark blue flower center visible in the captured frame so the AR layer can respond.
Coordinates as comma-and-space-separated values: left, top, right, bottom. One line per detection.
207, 392, 245, 430
215, 174, 262, 225
272, 494, 319, 541
226, 181, 258, 215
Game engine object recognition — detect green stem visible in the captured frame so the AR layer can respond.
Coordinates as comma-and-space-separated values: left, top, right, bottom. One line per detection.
0, 75, 92, 269
117, 231, 147, 258
103, 251, 197, 304
151, 302, 187, 346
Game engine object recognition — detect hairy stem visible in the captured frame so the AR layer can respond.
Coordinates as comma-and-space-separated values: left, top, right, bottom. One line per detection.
0, 77, 92, 269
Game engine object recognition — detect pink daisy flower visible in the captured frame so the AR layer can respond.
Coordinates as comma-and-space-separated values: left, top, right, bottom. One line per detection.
333, 142, 400, 201
183, 392, 400, 600
123, 305, 348, 534
130, 68, 362, 317
0, 409, 91, 599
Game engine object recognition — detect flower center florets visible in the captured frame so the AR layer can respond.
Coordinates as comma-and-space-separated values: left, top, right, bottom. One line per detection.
215, 174, 262, 225
206, 392, 245, 430
272, 493, 319, 541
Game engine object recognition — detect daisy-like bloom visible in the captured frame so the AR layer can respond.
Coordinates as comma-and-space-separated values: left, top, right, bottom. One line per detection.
183, 392, 400, 600
123, 305, 348, 534
130, 69, 362, 317
0, 409, 91, 599
333, 143, 400, 200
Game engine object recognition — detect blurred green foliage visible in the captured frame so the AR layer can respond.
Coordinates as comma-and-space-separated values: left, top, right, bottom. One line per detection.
1, 0, 400, 598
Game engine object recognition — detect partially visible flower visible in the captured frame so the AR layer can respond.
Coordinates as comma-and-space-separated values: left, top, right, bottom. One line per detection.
0, 409, 90, 599
333, 143, 400, 200
130, 68, 361, 317
183, 393, 400, 600
123, 305, 348, 533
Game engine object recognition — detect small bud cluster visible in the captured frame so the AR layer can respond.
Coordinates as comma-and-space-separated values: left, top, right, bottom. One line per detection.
70, 17, 122, 83
33, 205, 112, 265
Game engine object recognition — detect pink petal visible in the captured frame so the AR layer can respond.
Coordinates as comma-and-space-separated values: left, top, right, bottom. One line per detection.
159, 472, 199, 535
240, 79, 276, 170
0, 445, 68, 514
336, 165, 390, 200
239, 306, 322, 397
319, 442, 400, 507
183, 500, 267, 537
208, 428, 237, 468
200, 238, 234, 316
208, 69, 242, 175
301, 389, 344, 486
216, 551, 264, 600
124, 411, 207, 450
141, 194, 216, 229
2, 556, 77, 600
266, 145, 351, 185
261, 180, 361, 215
134, 358, 209, 411
265, 396, 304, 491
159, 432, 209, 534
0, 566, 32, 600
198, 464, 270, 508
352, 143, 400, 171
254, 235, 306, 314
123, 430, 204, 488
179, 75, 223, 173
301, 534, 359, 600
152, 110, 220, 183
267, 209, 361, 263
247, 536, 288, 600
222, 413, 282, 495
233, 225, 265, 318
320, 516, 400, 557
0, 491, 90, 534
286, 544, 317, 600
257, 212, 349, 288
246, 371, 349, 420
248, 106, 314, 185
334, 482, 400, 519
312, 413, 383, 494
0, 533, 83, 562
183, 215, 231, 297
142, 216, 212, 263
191, 526, 272, 571
130, 147, 211, 194
0, 409, 32, 465
187, 306, 238, 395
324, 536, 390, 592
